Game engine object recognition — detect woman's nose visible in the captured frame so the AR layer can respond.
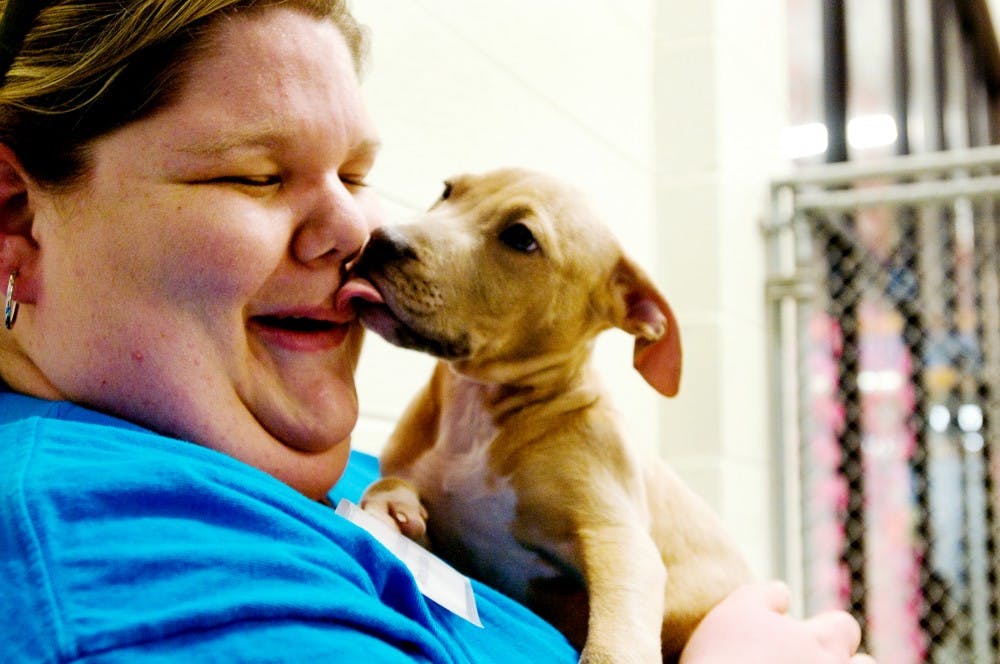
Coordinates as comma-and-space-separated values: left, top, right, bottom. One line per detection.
292, 176, 375, 266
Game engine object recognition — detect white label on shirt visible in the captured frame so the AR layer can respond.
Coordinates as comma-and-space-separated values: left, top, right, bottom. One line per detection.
335, 499, 483, 627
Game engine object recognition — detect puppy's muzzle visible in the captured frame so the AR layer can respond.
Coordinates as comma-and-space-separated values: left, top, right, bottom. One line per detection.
346, 228, 471, 360
358, 227, 417, 270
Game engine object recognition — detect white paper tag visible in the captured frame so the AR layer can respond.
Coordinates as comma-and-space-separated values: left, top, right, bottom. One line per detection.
335, 499, 482, 627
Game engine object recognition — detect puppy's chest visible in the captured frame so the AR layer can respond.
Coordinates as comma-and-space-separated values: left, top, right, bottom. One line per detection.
409, 387, 561, 599
412, 385, 504, 509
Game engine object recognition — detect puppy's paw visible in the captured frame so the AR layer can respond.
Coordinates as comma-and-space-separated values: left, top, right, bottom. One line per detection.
360, 477, 429, 544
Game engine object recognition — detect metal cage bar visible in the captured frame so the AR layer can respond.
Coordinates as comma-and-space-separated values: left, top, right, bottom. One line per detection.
766, 144, 1000, 663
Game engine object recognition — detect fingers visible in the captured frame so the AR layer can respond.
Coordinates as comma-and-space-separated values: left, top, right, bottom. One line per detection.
741, 581, 870, 661
761, 581, 791, 614
806, 610, 863, 658
731, 580, 792, 613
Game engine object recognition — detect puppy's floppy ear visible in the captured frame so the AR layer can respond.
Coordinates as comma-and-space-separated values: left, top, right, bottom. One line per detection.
610, 256, 682, 397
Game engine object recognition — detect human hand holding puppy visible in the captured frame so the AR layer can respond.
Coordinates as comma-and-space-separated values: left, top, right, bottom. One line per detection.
680, 582, 875, 664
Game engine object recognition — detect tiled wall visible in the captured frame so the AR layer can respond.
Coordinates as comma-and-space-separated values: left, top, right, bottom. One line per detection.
350, 0, 789, 579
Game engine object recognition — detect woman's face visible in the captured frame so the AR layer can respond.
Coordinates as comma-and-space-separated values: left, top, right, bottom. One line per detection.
23, 8, 381, 497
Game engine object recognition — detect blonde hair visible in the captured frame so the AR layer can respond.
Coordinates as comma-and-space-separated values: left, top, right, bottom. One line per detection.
0, 0, 368, 184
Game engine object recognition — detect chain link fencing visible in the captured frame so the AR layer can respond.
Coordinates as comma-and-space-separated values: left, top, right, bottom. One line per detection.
766, 147, 1000, 663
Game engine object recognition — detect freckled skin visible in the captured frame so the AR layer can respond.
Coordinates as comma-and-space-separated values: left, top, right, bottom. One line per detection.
1, 9, 383, 499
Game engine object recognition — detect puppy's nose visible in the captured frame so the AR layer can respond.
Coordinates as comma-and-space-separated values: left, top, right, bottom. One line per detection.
362, 227, 417, 266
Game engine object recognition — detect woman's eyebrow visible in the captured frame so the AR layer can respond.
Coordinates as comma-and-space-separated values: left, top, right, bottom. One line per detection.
176, 133, 382, 160
176, 130, 281, 157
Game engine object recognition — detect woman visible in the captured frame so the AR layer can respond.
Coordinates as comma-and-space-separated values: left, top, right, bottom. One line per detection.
0, 1, 873, 662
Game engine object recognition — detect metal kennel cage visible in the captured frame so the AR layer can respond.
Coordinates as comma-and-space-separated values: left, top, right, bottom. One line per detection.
765, 145, 1000, 663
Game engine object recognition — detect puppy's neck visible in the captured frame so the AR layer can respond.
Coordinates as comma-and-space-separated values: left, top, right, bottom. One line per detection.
449, 344, 599, 425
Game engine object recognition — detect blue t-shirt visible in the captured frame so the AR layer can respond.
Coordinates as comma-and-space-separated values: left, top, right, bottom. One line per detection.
0, 393, 577, 663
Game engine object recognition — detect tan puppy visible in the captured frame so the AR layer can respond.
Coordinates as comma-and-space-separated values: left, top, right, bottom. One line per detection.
341, 168, 751, 663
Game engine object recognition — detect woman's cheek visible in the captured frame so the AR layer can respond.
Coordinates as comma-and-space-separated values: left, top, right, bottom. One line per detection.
161, 205, 288, 299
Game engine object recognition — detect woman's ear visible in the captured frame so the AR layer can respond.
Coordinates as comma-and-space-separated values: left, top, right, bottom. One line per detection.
0, 144, 39, 302
610, 256, 682, 397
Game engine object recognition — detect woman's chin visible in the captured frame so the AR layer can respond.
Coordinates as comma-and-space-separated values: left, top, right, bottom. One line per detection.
251, 404, 353, 487
266, 439, 352, 500
264, 394, 358, 455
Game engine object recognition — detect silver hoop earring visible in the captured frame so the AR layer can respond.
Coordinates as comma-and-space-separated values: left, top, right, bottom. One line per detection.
5, 271, 19, 330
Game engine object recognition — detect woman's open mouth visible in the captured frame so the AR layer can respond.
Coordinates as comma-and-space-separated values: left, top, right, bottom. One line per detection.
249, 314, 351, 352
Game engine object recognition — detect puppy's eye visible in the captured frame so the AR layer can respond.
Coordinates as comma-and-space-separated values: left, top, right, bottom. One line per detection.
498, 223, 539, 253
440, 181, 453, 200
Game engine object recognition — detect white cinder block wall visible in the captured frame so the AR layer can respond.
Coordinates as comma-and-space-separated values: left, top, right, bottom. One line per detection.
350, 0, 789, 580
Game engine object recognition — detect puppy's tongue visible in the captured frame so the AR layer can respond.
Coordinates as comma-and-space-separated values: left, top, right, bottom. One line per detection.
336, 275, 385, 315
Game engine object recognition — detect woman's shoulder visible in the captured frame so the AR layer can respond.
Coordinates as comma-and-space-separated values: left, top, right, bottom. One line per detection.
0, 394, 439, 661
0, 392, 323, 534
0, 393, 578, 663
0, 391, 395, 569
3, 390, 230, 457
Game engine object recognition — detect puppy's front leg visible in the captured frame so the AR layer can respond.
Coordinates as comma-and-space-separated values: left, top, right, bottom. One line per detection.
578, 523, 666, 664
360, 363, 448, 546
360, 477, 430, 546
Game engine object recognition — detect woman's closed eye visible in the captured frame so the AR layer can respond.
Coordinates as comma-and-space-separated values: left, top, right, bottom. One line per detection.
207, 174, 282, 188
339, 173, 369, 189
